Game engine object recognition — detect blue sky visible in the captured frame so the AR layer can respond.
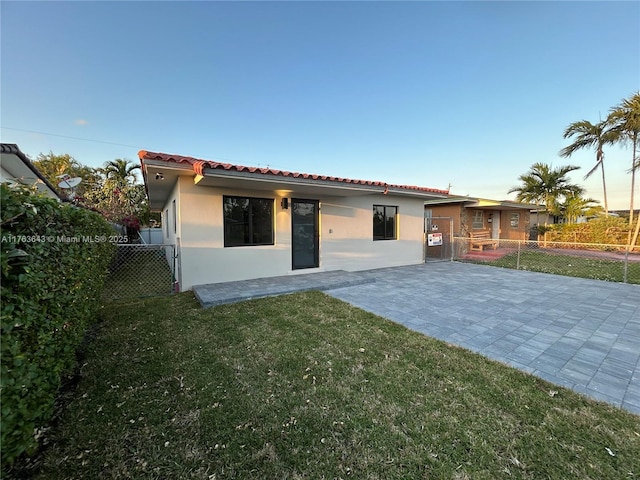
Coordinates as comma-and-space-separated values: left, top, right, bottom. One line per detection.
2, 1, 638, 209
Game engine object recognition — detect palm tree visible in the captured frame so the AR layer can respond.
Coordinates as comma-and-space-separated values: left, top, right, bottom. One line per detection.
101, 159, 140, 186
508, 163, 583, 228
609, 92, 640, 223
559, 119, 619, 216
99, 159, 142, 224
559, 194, 601, 224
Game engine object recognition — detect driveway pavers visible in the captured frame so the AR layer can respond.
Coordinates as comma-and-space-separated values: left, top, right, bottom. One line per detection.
327, 263, 640, 414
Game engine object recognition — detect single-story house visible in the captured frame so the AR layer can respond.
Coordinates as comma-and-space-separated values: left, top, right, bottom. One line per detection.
139, 150, 450, 290
424, 196, 533, 241
0, 143, 61, 200
529, 210, 562, 227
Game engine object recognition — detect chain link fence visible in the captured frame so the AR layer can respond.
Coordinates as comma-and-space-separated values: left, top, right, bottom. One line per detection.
452, 237, 640, 284
424, 216, 454, 262
102, 244, 177, 301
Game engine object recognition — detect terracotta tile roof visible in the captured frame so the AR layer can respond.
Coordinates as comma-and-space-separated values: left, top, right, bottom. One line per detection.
139, 150, 449, 195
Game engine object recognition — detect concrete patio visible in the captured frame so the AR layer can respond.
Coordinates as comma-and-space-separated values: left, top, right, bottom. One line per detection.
193, 262, 640, 414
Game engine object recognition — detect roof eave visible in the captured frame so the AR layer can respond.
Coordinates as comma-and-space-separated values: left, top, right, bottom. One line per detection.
0, 143, 62, 199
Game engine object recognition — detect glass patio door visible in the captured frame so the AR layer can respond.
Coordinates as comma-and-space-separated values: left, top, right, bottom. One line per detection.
291, 199, 319, 269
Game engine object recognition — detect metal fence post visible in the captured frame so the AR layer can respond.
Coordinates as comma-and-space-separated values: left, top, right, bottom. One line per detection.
624, 246, 629, 284
516, 240, 521, 270
450, 218, 455, 261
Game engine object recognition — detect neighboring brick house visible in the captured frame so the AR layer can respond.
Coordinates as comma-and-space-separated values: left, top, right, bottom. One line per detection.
424, 196, 532, 241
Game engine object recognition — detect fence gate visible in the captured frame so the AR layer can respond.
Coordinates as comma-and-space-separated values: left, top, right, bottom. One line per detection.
425, 216, 453, 262
102, 244, 178, 301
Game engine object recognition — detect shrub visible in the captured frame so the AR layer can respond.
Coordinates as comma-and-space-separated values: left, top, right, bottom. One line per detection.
544, 216, 632, 246
1, 184, 116, 467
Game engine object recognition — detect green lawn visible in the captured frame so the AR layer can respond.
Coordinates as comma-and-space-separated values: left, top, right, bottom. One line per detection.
8, 292, 640, 479
473, 250, 640, 284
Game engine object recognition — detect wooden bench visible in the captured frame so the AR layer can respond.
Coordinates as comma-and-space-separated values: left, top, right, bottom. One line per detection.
469, 230, 498, 251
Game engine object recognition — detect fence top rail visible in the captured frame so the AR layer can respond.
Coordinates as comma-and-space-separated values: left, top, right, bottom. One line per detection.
452, 237, 635, 249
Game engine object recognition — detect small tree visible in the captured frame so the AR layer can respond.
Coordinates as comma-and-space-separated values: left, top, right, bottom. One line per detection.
558, 194, 602, 224
32, 152, 102, 201
508, 163, 584, 227
30, 153, 154, 232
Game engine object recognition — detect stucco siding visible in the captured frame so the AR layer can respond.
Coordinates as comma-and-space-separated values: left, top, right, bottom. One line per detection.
173, 179, 427, 289
428, 205, 462, 234
320, 195, 425, 272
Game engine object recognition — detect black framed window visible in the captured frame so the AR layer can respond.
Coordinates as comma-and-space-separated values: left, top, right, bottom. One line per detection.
373, 205, 397, 240
224, 196, 274, 247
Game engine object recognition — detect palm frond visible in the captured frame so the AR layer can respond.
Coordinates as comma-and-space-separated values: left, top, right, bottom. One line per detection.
583, 161, 601, 180
559, 138, 593, 157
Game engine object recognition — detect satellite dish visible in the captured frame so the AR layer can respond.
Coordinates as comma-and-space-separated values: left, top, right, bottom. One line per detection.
58, 177, 82, 189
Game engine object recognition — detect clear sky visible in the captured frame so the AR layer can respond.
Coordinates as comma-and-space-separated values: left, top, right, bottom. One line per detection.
2, 1, 639, 209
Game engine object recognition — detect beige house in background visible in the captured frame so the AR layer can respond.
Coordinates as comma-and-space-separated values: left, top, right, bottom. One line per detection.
424, 196, 533, 241
139, 150, 449, 290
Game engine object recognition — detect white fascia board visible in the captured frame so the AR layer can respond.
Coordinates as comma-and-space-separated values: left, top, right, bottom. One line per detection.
142, 160, 194, 173
196, 169, 387, 195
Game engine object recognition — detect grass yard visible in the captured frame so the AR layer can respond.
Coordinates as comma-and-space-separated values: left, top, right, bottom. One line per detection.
477, 250, 640, 284
9, 292, 640, 479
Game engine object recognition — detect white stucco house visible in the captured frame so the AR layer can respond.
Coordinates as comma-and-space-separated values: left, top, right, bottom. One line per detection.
139, 150, 449, 290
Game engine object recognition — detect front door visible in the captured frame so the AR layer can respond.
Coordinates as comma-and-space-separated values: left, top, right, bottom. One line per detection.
292, 199, 319, 269
491, 211, 501, 239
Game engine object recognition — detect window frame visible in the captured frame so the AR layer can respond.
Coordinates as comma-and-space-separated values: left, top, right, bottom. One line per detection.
373, 204, 398, 241
510, 212, 520, 228
223, 195, 275, 247
472, 210, 484, 229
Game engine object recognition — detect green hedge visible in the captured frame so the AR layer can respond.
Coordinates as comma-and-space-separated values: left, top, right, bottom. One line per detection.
543, 216, 632, 246
1, 184, 116, 466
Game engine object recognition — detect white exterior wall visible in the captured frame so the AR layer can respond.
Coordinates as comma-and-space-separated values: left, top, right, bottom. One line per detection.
162, 180, 180, 246
320, 195, 425, 271
173, 178, 427, 290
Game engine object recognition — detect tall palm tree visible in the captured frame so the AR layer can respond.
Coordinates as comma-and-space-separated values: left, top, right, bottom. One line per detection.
559, 119, 619, 216
508, 163, 583, 227
101, 159, 140, 186
609, 91, 640, 223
